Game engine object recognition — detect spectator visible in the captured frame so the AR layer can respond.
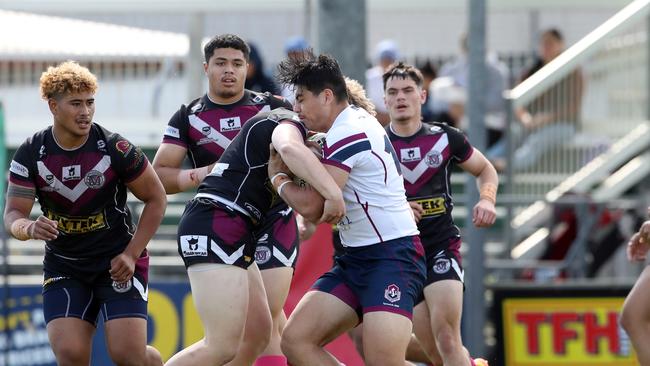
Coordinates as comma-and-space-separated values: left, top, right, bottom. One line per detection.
435, 33, 508, 147
366, 39, 400, 125
417, 60, 437, 122
246, 42, 281, 95
280, 35, 310, 104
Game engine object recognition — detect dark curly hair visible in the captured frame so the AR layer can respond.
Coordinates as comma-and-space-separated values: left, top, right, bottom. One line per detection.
276, 51, 348, 103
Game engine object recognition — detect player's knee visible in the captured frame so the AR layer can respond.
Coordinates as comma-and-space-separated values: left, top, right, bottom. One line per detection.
434, 324, 461, 356
145, 345, 163, 366
52, 344, 89, 366
280, 325, 306, 358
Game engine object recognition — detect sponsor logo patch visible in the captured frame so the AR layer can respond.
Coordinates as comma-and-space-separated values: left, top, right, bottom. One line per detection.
9, 160, 29, 178
220, 117, 241, 132
45, 209, 108, 234
413, 196, 446, 217
62, 165, 81, 182
97, 140, 106, 151
180, 235, 208, 257
384, 284, 401, 303
400, 147, 421, 163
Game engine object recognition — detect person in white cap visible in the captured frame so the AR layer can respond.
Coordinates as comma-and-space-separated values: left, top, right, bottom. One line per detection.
365, 39, 400, 125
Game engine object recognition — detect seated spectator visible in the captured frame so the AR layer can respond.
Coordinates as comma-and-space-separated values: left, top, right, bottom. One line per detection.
366, 39, 400, 125
245, 43, 281, 95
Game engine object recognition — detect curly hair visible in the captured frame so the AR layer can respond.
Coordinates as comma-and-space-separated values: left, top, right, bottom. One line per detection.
39, 61, 98, 100
276, 51, 348, 103
345, 77, 376, 116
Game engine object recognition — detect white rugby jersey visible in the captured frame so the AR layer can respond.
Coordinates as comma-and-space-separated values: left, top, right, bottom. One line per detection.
322, 105, 418, 247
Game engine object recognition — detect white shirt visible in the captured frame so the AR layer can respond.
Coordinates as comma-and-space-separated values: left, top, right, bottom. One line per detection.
322, 105, 418, 247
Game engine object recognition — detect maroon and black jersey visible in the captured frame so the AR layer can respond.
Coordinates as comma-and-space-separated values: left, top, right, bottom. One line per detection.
9, 124, 148, 260
387, 122, 473, 247
162, 90, 292, 168
197, 108, 307, 223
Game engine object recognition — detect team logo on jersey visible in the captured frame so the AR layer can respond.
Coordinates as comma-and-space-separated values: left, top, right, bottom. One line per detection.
257, 233, 269, 244
252, 94, 265, 104
84, 170, 105, 189
97, 140, 106, 151
9, 160, 29, 178
112, 279, 132, 293
62, 165, 81, 182
255, 245, 272, 265
45, 174, 55, 185
429, 126, 443, 134
180, 235, 208, 257
244, 203, 262, 221
425, 150, 443, 168
190, 103, 203, 113
115, 140, 133, 156
220, 117, 241, 132
201, 126, 211, 136
164, 126, 180, 139
400, 147, 421, 163
433, 258, 451, 274
384, 284, 401, 303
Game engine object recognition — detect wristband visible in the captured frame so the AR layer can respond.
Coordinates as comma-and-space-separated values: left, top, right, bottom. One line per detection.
10, 218, 34, 241
277, 180, 292, 197
479, 183, 497, 204
270, 172, 290, 186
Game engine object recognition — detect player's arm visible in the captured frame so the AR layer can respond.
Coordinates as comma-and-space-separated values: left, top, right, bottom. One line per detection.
270, 122, 345, 224
110, 165, 166, 282
152, 143, 215, 194
4, 183, 58, 241
458, 148, 498, 227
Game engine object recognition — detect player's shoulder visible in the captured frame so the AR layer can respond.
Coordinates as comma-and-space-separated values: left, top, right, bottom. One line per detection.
248, 90, 292, 109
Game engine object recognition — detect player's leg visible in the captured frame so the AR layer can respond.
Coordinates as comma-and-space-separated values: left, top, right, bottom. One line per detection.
358, 236, 427, 366
167, 199, 258, 365
103, 252, 162, 366
226, 262, 273, 366
621, 265, 650, 365
281, 270, 360, 365
411, 302, 441, 364
166, 264, 249, 366
42, 268, 98, 366
254, 210, 298, 365
424, 279, 470, 366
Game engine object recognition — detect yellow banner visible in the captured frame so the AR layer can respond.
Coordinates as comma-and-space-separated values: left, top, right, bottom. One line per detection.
502, 297, 635, 366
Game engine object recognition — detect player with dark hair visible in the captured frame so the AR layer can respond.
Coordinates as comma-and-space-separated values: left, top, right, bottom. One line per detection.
153, 33, 316, 365
384, 62, 496, 366
273, 52, 426, 366
4, 61, 166, 366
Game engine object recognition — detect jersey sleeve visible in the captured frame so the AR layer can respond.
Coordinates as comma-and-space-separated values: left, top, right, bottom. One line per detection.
445, 125, 474, 163
321, 127, 371, 173
161, 106, 190, 147
109, 135, 149, 183
269, 93, 293, 110
8, 140, 36, 188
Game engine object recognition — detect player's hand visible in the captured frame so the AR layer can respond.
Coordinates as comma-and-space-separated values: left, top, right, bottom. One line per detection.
319, 197, 345, 225
473, 199, 497, 228
297, 214, 317, 241
268, 144, 292, 179
109, 252, 137, 283
628, 221, 650, 262
409, 201, 424, 223
31, 215, 59, 241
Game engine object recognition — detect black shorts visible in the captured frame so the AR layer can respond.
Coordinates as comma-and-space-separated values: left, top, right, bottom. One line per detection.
253, 206, 299, 270
42, 250, 149, 325
177, 198, 256, 269
417, 236, 464, 304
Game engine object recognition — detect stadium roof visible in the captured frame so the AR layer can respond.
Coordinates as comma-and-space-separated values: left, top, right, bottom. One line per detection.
0, 10, 188, 60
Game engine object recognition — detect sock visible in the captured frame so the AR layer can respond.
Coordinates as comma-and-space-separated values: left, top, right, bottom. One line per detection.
470, 358, 476, 366
254, 355, 288, 366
